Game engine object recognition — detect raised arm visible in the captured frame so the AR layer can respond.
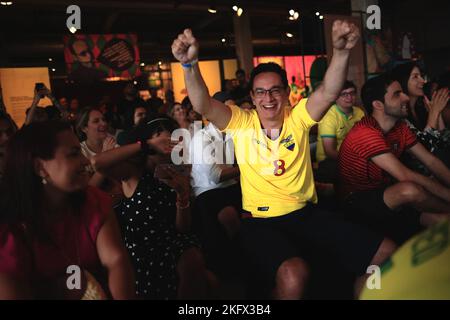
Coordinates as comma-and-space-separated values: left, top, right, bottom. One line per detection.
306, 20, 360, 121
172, 29, 231, 130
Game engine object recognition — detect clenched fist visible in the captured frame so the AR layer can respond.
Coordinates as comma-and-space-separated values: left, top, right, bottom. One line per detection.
332, 20, 360, 51
171, 29, 199, 64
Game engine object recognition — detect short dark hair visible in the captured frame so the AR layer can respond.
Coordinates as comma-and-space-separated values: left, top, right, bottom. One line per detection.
361, 74, 396, 114
342, 80, 357, 91
249, 62, 289, 91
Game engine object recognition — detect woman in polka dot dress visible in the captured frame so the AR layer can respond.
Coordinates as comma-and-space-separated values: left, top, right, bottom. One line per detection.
91, 117, 212, 299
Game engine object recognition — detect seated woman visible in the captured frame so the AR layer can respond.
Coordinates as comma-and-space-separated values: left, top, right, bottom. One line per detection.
0, 121, 135, 299
91, 117, 213, 299
392, 62, 450, 174
76, 107, 123, 204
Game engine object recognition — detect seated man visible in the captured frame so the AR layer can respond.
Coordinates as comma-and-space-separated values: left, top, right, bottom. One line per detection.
315, 81, 365, 183
338, 74, 450, 245
172, 21, 396, 299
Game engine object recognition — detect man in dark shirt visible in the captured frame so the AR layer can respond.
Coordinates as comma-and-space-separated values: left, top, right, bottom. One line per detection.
338, 74, 450, 243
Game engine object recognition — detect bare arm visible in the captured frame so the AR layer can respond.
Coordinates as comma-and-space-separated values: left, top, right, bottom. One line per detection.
172, 29, 231, 130
371, 152, 450, 202
91, 135, 174, 181
322, 137, 339, 160
96, 211, 136, 299
306, 20, 360, 121
219, 166, 240, 183
25, 91, 42, 125
408, 142, 450, 187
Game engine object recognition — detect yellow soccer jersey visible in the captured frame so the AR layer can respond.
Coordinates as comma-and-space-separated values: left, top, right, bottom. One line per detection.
316, 105, 365, 163
360, 220, 450, 300
224, 98, 318, 218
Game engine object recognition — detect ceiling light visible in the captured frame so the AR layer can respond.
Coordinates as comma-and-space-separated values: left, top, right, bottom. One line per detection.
319, 15, 323, 20
48, 58, 53, 62
316, 11, 320, 16
237, 7, 243, 16
221, 38, 226, 43
232, 5, 238, 12
69, 26, 77, 34
1, 2, 13, 5
289, 9, 295, 16
51, 68, 56, 72
133, 81, 138, 85
158, 61, 162, 66
286, 32, 293, 38
140, 62, 145, 67
208, 7, 217, 14
293, 12, 299, 19
289, 16, 295, 21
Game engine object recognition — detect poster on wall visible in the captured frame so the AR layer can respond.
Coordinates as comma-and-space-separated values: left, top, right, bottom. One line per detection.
0, 67, 52, 127
63, 34, 141, 83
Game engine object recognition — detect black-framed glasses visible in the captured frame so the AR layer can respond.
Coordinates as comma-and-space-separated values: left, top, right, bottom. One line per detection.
253, 86, 284, 98
339, 91, 356, 98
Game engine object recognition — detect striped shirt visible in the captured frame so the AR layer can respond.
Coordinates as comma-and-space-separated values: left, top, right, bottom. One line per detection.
337, 116, 417, 199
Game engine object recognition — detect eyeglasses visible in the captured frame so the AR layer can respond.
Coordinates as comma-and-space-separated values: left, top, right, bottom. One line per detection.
253, 86, 284, 98
339, 91, 356, 98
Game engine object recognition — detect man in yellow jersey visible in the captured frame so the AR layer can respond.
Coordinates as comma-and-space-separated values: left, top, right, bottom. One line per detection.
315, 80, 365, 183
172, 21, 396, 299
360, 220, 450, 300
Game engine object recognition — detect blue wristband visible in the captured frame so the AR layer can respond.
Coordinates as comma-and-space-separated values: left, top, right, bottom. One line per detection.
181, 59, 198, 69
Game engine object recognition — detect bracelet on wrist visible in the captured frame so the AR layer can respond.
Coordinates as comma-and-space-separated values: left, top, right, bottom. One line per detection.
181, 59, 198, 69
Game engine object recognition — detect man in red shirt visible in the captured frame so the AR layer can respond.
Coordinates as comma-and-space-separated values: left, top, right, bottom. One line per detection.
338, 74, 450, 244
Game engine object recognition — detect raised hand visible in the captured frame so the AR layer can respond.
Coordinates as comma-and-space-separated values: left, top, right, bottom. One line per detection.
171, 29, 199, 64
102, 136, 116, 152
424, 88, 449, 114
332, 20, 360, 51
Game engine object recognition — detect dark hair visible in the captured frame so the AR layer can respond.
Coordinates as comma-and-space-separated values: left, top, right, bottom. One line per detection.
127, 115, 179, 145
0, 112, 18, 133
118, 115, 179, 167
361, 73, 396, 115
236, 69, 245, 77
0, 121, 83, 238
342, 80, 357, 92
123, 104, 147, 130
75, 107, 100, 141
391, 62, 428, 129
249, 62, 289, 91
391, 62, 423, 95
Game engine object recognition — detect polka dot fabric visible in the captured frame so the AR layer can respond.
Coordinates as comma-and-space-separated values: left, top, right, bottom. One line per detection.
116, 172, 200, 300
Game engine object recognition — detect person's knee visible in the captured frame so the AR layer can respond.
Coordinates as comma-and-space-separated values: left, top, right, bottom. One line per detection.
217, 207, 240, 228
393, 182, 426, 205
178, 247, 206, 274
276, 257, 309, 286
